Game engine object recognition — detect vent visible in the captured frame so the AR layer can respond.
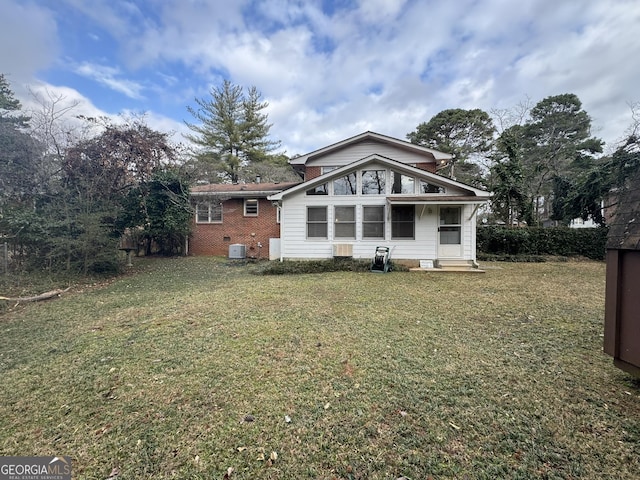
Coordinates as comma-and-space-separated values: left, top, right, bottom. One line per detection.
333, 243, 353, 258
229, 244, 246, 259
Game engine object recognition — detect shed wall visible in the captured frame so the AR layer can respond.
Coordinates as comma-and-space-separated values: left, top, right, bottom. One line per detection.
604, 249, 640, 375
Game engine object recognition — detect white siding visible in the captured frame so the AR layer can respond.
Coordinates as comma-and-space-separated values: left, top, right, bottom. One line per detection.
280, 187, 451, 261
308, 141, 435, 168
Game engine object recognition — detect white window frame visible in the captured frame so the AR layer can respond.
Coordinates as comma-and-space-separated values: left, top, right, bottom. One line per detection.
244, 198, 258, 216
307, 206, 328, 239
391, 205, 415, 239
362, 170, 386, 195
391, 171, 415, 194
362, 205, 386, 239
196, 202, 223, 224
333, 172, 358, 195
334, 206, 356, 239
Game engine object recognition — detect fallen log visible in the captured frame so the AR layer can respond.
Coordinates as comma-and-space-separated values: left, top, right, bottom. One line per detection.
0, 287, 71, 303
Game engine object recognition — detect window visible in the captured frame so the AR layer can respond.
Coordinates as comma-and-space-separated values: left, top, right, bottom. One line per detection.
439, 207, 461, 244
391, 171, 415, 194
196, 202, 222, 223
363, 206, 385, 239
419, 180, 445, 194
362, 170, 386, 194
391, 205, 414, 239
306, 183, 328, 195
334, 206, 355, 238
322, 166, 337, 174
307, 207, 327, 238
244, 199, 258, 216
333, 173, 357, 195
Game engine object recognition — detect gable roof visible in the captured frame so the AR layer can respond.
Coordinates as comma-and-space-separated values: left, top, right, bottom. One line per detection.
190, 181, 300, 199
289, 131, 453, 166
268, 154, 489, 201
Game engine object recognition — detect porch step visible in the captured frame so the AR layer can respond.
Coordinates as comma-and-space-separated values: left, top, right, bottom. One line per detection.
409, 259, 485, 273
434, 259, 482, 271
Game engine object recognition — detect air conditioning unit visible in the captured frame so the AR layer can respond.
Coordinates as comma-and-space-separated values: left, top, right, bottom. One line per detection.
229, 244, 246, 259
333, 243, 353, 258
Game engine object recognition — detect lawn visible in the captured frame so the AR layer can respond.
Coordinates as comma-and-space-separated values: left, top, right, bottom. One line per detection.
0, 258, 638, 479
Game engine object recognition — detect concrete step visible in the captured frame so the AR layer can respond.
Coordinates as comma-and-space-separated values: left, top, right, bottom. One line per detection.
435, 259, 478, 269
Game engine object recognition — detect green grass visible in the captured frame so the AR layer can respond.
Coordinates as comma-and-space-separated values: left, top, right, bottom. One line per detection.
0, 258, 638, 479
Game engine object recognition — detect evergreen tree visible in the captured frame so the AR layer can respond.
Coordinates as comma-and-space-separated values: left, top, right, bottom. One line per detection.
185, 80, 280, 183
521, 93, 602, 223
0, 74, 42, 207
407, 108, 495, 184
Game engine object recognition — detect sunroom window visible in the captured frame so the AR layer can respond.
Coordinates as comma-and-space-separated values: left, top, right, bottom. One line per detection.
307, 206, 328, 238
419, 180, 445, 194
391, 171, 415, 194
363, 205, 385, 239
334, 206, 355, 238
391, 205, 415, 239
333, 173, 357, 195
306, 183, 328, 195
362, 170, 386, 194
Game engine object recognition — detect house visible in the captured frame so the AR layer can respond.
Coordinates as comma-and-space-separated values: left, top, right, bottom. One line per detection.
604, 175, 640, 376
189, 181, 299, 259
267, 131, 491, 267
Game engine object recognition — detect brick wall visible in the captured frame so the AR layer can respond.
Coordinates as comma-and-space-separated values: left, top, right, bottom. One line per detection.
304, 166, 322, 180
189, 198, 280, 258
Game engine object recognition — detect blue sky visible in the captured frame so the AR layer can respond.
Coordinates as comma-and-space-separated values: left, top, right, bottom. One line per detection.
2, 0, 640, 156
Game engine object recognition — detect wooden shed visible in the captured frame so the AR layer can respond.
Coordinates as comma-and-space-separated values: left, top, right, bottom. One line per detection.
604, 176, 640, 376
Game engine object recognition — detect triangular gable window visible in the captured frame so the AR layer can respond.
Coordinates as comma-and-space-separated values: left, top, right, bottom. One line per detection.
419, 180, 445, 194
333, 173, 357, 195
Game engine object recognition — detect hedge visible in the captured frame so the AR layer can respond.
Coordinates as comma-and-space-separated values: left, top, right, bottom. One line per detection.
477, 226, 608, 260
258, 258, 409, 275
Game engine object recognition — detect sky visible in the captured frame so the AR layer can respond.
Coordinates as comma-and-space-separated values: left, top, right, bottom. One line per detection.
2, 0, 640, 157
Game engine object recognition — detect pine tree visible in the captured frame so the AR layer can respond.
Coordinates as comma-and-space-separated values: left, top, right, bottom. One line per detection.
185, 80, 280, 183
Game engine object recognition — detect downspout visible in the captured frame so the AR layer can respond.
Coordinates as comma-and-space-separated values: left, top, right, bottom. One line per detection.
278, 202, 284, 262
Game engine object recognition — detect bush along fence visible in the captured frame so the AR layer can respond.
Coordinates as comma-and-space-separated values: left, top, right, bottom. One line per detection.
477, 226, 608, 261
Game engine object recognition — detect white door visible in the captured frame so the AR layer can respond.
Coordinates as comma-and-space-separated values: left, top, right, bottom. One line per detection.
438, 206, 462, 258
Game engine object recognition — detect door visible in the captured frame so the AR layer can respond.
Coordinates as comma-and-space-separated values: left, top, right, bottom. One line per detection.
438, 206, 462, 258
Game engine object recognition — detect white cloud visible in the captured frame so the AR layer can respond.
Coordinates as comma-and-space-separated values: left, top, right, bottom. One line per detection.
3, 0, 640, 158
0, 1, 58, 82
74, 62, 145, 100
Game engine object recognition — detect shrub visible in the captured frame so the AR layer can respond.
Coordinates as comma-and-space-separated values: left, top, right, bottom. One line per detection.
477, 253, 549, 263
258, 258, 407, 275
477, 226, 608, 260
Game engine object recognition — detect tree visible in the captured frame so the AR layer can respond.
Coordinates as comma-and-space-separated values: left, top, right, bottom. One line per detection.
558, 104, 640, 226
117, 169, 192, 256
52, 118, 183, 273
0, 74, 28, 128
488, 125, 533, 226
521, 93, 603, 223
238, 152, 300, 184
185, 80, 281, 183
488, 94, 603, 225
0, 74, 43, 208
407, 108, 495, 184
